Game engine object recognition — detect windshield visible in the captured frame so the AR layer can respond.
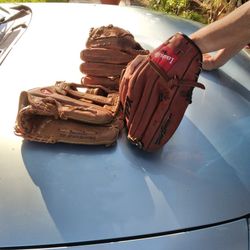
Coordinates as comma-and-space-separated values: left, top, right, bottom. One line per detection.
0, 4, 32, 65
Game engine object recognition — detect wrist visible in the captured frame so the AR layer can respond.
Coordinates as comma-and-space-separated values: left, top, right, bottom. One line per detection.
189, 33, 208, 54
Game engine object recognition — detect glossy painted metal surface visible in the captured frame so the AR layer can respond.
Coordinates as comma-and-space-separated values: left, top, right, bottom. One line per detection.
0, 3, 249, 248
46, 219, 249, 250
249, 218, 250, 250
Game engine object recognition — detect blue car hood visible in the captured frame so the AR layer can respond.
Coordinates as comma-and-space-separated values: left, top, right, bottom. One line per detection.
0, 3, 249, 248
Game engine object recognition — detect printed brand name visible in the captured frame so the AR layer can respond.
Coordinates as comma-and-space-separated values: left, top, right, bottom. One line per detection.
151, 46, 178, 71
154, 51, 175, 64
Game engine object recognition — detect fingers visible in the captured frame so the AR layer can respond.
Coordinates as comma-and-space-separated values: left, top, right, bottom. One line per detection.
202, 53, 217, 71
123, 54, 148, 79
202, 44, 245, 71
202, 49, 228, 71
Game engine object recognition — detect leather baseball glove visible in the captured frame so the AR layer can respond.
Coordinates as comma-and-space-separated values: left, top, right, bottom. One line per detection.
15, 81, 123, 146
120, 33, 205, 152
80, 24, 149, 91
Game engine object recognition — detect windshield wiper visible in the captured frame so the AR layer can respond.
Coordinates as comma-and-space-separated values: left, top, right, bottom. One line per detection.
0, 6, 10, 15
0, 4, 32, 65
0, 6, 30, 25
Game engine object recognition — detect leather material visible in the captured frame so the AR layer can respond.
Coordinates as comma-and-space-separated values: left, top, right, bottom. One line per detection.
80, 24, 149, 91
15, 81, 123, 146
120, 33, 205, 152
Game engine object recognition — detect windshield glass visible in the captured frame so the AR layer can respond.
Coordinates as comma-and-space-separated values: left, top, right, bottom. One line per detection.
0, 4, 32, 65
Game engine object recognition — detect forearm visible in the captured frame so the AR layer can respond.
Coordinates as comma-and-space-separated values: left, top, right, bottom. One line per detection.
190, 1, 250, 53
214, 44, 245, 66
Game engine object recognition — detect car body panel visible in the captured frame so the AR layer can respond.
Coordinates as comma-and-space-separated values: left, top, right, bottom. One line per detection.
249, 218, 250, 250
45, 219, 249, 250
0, 3, 249, 248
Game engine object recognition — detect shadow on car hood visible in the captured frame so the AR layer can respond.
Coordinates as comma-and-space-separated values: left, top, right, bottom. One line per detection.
0, 3, 249, 248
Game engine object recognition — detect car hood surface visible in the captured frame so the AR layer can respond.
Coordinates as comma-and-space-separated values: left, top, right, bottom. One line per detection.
0, 3, 249, 248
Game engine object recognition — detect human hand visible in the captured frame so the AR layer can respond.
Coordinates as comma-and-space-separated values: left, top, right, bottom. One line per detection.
202, 42, 247, 71
202, 48, 229, 71
202, 53, 218, 71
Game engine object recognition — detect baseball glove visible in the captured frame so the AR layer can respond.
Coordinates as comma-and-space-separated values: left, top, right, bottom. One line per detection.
80, 24, 149, 91
15, 81, 123, 146
120, 33, 205, 152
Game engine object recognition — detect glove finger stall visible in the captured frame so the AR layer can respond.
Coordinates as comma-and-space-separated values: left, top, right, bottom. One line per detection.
80, 48, 135, 64
80, 62, 126, 77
